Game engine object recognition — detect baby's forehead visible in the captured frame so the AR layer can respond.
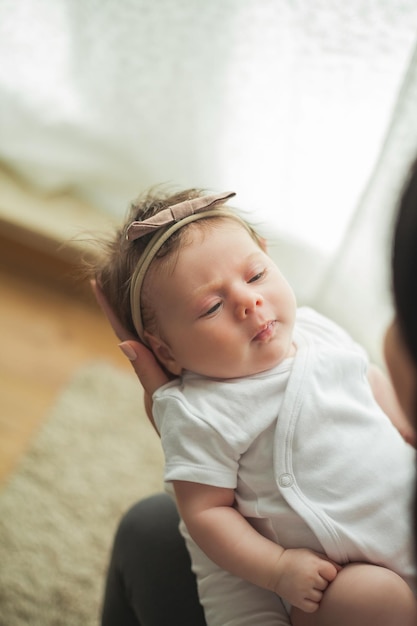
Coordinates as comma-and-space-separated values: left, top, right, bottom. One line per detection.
150, 216, 264, 277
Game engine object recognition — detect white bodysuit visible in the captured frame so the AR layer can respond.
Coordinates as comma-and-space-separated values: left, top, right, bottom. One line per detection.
153, 307, 416, 626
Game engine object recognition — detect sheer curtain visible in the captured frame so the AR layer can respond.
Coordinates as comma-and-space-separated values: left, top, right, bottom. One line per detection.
313, 41, 417, 363
1, 0, 417, 345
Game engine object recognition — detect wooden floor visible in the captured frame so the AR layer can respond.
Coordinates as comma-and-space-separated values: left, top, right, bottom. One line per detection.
0, 232, 131, 485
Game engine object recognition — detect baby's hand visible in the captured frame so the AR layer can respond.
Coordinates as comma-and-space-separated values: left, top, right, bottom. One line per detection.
273, 548, 340, 613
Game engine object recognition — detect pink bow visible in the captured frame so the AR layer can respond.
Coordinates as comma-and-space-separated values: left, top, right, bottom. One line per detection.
126, 191, 236, 241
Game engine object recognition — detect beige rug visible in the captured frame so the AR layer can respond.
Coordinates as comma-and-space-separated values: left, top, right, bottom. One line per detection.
0, 362, 164, 626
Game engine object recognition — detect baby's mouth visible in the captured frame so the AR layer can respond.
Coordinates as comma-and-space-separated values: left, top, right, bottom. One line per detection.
253, 320, 277, 342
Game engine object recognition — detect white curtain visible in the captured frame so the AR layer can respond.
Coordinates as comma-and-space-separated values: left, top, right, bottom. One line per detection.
313, 40, 417, 363
1, 0, 417, 359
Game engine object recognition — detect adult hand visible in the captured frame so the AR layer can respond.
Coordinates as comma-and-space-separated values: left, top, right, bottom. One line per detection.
91, 279, 170, 423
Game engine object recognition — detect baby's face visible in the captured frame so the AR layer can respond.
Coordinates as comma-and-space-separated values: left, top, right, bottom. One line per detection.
147, 221, 297, 378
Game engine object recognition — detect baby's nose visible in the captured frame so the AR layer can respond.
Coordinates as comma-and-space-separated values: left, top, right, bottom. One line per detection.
235, 289, 263, 319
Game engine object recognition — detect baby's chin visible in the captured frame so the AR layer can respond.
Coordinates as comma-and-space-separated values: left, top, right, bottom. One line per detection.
188, 343, 295, 379
243, 346, 294, 376
211, 356, 289, 380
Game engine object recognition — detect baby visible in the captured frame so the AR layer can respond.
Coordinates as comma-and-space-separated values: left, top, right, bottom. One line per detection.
94, 188, 417, 626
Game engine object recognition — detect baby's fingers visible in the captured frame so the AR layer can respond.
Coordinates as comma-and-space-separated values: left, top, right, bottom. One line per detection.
299, 595, 321, 613
318, 557, 341, 583
300, 570, 335, 613
315, 574, 331, 591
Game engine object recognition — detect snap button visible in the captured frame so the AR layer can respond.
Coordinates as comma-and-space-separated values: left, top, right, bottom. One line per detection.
279, 473, 294, 488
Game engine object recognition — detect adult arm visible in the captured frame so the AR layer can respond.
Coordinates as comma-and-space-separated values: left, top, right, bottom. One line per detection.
91, 279, 170, 427
174, 480, 340, 613
367, 363, 416, 446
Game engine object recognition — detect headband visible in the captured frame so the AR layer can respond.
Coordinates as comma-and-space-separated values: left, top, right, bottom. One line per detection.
126, 190, 242, 343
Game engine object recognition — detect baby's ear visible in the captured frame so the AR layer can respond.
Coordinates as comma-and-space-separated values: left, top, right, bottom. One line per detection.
144, 332, 182, 376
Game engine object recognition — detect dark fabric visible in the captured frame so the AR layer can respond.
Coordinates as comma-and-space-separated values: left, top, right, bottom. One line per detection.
101, 493, 206, 626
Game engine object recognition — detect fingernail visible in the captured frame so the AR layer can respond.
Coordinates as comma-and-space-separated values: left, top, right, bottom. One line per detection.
118, 343, 137, 361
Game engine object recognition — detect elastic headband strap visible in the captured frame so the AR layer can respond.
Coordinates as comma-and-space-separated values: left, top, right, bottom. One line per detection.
129, 196, 250, 344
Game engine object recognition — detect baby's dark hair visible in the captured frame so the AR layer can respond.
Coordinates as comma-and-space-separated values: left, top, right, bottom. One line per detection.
90, 187, 263, 340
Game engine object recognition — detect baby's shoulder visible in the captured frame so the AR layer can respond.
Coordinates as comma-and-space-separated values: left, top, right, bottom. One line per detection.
297, 306, 348, 339
296, 306, 367, 357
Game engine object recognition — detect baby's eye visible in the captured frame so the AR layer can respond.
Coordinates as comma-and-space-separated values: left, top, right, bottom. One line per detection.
247, 269, 266, 283
201, 302, 222, 317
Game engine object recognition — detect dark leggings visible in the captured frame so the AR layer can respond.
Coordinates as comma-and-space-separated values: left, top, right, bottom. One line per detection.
101, 493, 206, 626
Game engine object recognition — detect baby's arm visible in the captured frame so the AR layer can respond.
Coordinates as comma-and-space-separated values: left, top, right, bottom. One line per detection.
367, 363, 416, 446
174, 480, 339, 613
